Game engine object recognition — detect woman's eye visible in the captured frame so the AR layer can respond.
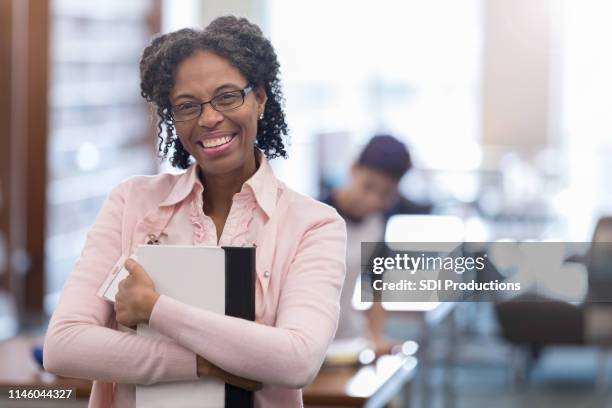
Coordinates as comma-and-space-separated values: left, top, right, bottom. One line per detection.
178, 103, 197, 111
215, 93, 239, 104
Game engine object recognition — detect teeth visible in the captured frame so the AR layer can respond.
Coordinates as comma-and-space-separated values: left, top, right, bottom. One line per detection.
201, 135, 233, 148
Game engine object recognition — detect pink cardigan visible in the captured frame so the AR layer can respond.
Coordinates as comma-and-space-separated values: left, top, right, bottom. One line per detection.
43, 156, 347, 408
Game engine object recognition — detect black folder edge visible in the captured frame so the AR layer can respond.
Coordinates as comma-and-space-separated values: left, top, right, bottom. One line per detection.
222, 246, 256, 408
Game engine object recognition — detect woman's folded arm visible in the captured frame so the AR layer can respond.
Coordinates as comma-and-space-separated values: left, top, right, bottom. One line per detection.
148, 215, 347, 389
43, 182, 198, 385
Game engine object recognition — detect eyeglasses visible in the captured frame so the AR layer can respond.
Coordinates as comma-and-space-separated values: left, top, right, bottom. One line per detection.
170, 85, 253, 122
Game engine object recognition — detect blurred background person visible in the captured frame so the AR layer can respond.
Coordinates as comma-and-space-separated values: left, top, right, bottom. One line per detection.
322, 134, 427, 353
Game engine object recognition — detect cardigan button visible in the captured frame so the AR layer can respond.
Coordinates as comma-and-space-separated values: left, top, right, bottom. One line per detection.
263, 270, 270, 278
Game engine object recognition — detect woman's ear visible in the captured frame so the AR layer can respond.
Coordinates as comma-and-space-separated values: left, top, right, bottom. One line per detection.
254, 85, 267, 114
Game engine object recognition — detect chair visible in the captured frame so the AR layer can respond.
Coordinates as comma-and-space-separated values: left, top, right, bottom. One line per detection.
495, 216, 612, 387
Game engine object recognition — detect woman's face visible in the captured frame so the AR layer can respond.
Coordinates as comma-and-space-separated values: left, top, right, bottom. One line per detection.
170, 50, 266, 176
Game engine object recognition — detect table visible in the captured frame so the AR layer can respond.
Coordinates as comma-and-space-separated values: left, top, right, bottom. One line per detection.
383, 302, 457, 408
303, 354, 417, 407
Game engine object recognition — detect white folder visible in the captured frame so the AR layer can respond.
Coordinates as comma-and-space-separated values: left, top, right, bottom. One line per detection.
134, 245, 226, 408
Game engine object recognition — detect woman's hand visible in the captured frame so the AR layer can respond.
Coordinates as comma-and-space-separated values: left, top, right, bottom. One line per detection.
114, 258, 160, 327
196, 319, 267, 391
197, 355, 263, 392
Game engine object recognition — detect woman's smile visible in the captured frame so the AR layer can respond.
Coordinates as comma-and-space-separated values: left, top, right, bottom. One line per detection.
195, 130, 239, 157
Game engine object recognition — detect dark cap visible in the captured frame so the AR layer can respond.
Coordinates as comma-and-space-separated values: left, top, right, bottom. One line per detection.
357, 134, 412, 180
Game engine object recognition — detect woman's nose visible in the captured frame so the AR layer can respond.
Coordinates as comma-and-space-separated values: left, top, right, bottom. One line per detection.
197, 104, 224, 128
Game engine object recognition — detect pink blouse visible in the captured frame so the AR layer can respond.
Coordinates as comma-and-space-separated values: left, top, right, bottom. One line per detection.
43, 153, 347, 408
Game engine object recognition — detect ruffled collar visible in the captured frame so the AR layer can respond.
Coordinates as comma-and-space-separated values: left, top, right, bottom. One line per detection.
159, 149, 278, 219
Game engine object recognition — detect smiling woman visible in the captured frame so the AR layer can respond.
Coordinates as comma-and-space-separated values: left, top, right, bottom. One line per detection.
139, 18, 288, 170
168, 51, 262, 179
43, 16, 347, 408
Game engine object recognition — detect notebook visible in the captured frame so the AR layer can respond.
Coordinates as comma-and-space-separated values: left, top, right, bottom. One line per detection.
97, 244, 255, 408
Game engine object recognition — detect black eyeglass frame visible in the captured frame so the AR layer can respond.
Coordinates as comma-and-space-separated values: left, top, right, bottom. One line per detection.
170, 85, 254, 122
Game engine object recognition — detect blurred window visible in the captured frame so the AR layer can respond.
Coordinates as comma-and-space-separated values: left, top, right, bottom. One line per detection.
266, 0, 483, 196
560, 1, 612, 239
45, 0, 159, 313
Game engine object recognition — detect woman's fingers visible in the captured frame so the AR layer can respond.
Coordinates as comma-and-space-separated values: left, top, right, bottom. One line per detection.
207, 363, 263, 391
211, 319, 265, 391
196, 324, 266, 392
223, 373, 263, 392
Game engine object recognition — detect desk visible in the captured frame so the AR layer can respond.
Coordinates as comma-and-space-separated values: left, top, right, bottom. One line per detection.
0, 336, 91, 399
303, 354, 417, 407
383, 302, 457, 408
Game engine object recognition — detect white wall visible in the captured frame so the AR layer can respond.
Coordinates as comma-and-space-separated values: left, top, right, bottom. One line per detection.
482, 0, 562, 152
